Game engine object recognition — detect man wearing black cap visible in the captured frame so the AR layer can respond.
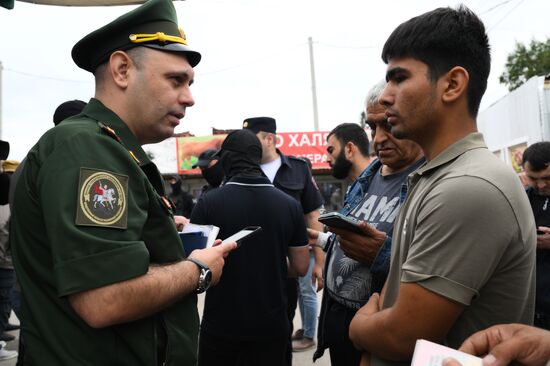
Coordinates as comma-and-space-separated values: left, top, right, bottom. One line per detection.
10, 1, 236, 365
192, 149, 224, 195
53, 100, 88, 126
191, 130, 309, 366
243, 117, 325, 357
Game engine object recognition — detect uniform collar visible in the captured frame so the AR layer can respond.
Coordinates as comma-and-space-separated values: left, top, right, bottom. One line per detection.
82, 98, 151, 166
276, 149, 291, 167
415, 132, 486, 176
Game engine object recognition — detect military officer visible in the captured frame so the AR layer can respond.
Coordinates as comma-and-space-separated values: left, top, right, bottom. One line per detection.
10, 0, 236, 365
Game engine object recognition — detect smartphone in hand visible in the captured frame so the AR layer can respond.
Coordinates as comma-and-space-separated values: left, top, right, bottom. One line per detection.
221, 226, 262, 246
318, 212, 364, 235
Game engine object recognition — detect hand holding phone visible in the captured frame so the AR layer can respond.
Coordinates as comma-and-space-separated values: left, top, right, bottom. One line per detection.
318, 212, 364, 235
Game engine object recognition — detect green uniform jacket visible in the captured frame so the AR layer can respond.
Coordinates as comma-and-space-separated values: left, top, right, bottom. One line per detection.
11, 98, 199, 366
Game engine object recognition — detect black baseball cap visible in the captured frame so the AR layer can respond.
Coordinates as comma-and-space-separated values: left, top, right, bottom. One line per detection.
192, 149, 219, 169
53, 100, 87, 125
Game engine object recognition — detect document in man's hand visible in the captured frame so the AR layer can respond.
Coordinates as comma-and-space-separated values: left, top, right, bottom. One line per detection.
179, 224, 220, 254
411, 339, 482, 366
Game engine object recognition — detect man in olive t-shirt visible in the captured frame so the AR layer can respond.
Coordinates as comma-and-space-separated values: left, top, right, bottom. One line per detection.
347, 6, 535, 366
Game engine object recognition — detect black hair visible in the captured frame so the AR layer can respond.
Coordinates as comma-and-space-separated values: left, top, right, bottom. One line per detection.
381, 5, 490, 117
327, 123, 369, 157
522, 142, 550, 171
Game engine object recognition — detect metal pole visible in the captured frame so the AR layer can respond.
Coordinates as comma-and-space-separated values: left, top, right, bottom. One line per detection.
308, 37, 319, 131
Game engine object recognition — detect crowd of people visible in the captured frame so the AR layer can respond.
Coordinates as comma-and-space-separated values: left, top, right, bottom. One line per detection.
1, 0, 549, 365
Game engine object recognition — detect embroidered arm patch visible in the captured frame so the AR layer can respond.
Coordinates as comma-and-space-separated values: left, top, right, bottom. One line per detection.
76, 168, 129, 229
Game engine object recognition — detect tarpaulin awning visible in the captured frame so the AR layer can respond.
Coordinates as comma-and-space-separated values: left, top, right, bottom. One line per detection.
1, 0, 183, 9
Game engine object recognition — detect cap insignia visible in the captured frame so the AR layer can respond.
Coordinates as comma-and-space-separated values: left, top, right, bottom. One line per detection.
129, 32, 188, 45
243, 121, 248, 128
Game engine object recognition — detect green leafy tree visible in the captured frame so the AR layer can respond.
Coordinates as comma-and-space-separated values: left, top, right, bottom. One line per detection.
500, 38, 550, 91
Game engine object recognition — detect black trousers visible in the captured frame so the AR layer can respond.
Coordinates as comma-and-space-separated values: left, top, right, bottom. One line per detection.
535, 312, 550, 330
325, 301, 361, 366
285, 278, 298, 366
198, 331, 287, 366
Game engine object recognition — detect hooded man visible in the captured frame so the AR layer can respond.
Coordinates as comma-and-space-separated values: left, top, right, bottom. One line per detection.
191, 129, 309, 366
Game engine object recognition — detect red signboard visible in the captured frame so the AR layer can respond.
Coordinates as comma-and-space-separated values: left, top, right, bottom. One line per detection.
176, 131, 331, 175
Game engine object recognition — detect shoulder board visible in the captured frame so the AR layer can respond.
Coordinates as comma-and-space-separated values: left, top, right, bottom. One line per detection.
97, 122, 122, 143
97, 122, 141, 165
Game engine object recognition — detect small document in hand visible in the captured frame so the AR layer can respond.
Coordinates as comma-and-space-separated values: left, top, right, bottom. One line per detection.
180, 223, 220, 248
411, 339, 482, 366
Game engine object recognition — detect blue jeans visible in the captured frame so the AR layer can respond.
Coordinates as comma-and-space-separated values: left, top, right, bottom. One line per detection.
0, 268, 15, 333
297, 252, 317, 339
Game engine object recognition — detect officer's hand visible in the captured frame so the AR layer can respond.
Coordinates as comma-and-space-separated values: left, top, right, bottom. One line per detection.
190, 242, 237, 285
537, 226, 550, 249
330, 221, 386, 265
173, 215, 189, 231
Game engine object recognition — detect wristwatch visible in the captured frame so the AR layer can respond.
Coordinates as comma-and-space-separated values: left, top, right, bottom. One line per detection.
185, 257, 212, 294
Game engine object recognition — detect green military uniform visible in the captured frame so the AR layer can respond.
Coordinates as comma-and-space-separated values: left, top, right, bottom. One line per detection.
12, 98, 199, 365
11, 0, 202, 364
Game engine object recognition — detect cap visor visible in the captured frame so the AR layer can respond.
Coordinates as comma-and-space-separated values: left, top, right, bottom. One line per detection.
143, 44, 201, 67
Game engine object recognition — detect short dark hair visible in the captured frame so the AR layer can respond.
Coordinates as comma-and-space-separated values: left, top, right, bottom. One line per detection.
327, 123, 369, 157
522, 142, 550, 171
381, 5, 490, 117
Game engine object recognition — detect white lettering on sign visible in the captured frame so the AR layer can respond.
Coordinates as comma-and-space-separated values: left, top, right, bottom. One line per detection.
276, 134, 284, 148
312, 133, 328, 146
289, 134, 299, 147
300, 134, 312, 146
287, 133, 329, 147
296, 153, 328, 164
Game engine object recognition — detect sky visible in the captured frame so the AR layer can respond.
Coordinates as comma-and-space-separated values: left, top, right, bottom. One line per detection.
0, 0, 549, 161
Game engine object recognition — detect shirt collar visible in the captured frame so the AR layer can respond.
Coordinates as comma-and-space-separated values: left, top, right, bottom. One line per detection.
415, 132, 487, 176
276, 149, 291, 167
81, 98, 151, 166
227, 175, 273, 185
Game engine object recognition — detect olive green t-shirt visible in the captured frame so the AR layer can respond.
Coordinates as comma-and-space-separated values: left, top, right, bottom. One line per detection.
372, 133, 536, 366
11, 98, 199, 366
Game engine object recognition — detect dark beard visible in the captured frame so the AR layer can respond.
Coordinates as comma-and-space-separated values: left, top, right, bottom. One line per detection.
331, 150, 352, 179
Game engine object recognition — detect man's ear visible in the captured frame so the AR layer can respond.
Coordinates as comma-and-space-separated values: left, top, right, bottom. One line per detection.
108, 51, 133, 89
344, 141, 355, 160
441, 66, 469, 104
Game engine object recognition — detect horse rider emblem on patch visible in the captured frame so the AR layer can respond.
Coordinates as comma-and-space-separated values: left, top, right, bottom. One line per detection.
76, 168, 129, 229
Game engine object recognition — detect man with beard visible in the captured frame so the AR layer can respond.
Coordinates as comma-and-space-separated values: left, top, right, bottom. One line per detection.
191, 130, 309, 366
312, 80, 424, 365
522, 142, 550, 330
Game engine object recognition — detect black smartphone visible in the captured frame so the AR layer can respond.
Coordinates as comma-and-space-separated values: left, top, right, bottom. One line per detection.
221, 226, 262, 246
318, 212, 364, 235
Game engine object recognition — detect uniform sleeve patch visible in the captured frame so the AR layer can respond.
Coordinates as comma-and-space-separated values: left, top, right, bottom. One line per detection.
76, 168, 129, 229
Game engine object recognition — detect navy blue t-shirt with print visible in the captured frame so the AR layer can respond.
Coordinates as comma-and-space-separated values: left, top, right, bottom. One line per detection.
326, 161, 422, 309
